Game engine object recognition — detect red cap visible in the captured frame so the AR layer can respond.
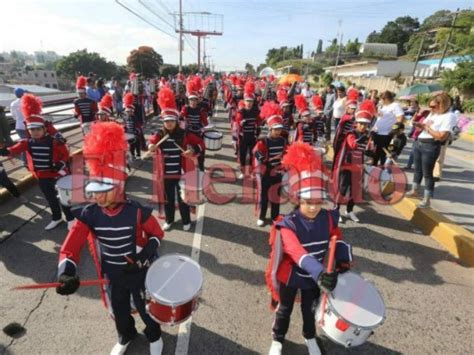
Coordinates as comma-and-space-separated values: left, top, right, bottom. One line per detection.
123, 93, 135, 111
312, 95, 324, 110
158, 87, 179, 120
98, 94, 113, 114
76, 76, 87, 93
295, 94, 310, 116
21, 94, 45, 128
261, 101, 284, 129
244, 80, 256, 100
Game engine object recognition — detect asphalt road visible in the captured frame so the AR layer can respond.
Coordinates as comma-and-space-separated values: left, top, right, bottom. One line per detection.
0, 106, 472, 355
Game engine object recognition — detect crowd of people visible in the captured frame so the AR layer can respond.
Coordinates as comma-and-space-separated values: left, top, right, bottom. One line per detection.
0, 69, 461, 355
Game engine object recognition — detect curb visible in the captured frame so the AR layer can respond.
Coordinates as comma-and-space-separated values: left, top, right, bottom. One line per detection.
392, 197, 474, 267
326, 145, 474, 266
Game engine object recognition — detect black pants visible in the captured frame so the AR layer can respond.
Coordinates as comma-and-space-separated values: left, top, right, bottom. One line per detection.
372, 134, 392, 166
338, 170, 356, 213
0, 166, 20, 197
164, 178, 191, 225
259, 173, 282, 221
324, 115, 332, 141
272, 283, 321, 342
110, 274, 161, 345
38, 178, 74, 221
129, 138, 141, 158
413, 141, 441, 197
239, 135, 256, 170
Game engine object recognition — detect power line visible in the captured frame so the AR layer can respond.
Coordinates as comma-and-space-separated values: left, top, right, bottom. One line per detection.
138, 0, 175, 30
115, 0, 177, 38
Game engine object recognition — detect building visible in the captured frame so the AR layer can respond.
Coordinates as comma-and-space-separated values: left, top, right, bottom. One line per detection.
9, 69, 59, 89
418, 55, 473, 71
0, 84, 62, 107
359, 43, 398, 57
324, 60, 429, 78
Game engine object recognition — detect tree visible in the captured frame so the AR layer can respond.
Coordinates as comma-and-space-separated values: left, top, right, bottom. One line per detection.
55, 49, 117, 79
345, 38, 361, 55
366, 16, 420, 55
316, 39, 323, 54
127, 46, 163, 78
160, 64, 179, 78
265, 46, 302, 67
245, 63, 256, 75
321, 72, 333, 86
441, 60, 474, 95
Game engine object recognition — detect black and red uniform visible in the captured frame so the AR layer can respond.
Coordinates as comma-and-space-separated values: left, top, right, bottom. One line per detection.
149, 128, 204, 225
235, 106, 262, 172
58, 200, 164, 345
74, 97, 98, 127
294, 120, 317, 144
253, 136, 287, 221
333, 113, 355, 158
1, 135, 73, 222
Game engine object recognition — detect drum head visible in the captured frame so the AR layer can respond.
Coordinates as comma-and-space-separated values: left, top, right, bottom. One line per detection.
125, 133, 135, 141
146, 254, 203, 306
56, 175, 87, 190
329, 272, 385, 328
204, 130, 223, 139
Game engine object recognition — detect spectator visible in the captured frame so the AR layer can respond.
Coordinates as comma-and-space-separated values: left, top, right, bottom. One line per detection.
452, 95, 464, 113
372, 90, 404, 166
0, 105, 25, 201
332, 87, 346, 130
86, 78, 100, 102
112, 80, 124, 115
369, 89, 379, 106
323, 84, 335, 141
10, 88, 27, 165
301, 83, 313, 99
405, 109, 430, 170
404, 99, 420, 118
408, 93, 457, 208
96, 79, 106, 100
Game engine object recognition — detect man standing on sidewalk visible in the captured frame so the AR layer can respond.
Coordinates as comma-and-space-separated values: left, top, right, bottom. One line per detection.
323, 85, 335, 141
10, 87, 27, 165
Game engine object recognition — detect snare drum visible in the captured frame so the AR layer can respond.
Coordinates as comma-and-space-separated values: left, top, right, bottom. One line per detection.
145, 254, 203, 326
203, 130, 223, 151
56, 175, 90, 206
179, 170, 207, 205
364, 166, 393, 197
316, 272, 386, 348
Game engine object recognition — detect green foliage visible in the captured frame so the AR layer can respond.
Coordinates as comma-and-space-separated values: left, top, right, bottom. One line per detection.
159, 64, 179, 77
462, 99, 474, 113
273, 59, 324, 76
126, 46, 163, 78
245, 63, 256, 75
321, 72, 333, 86
345, 38, 361, 55
55, 49, 118, 79
265, 46, 303, 67
416, 93, 433, 106
441, 60, 474, 94
316, 39, 323, 54
366, 16, 420, 55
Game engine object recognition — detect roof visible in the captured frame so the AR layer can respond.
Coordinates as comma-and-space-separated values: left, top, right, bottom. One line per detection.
323, 60, 379, 70
419, 55, 473, 66
1, 84, 61, 93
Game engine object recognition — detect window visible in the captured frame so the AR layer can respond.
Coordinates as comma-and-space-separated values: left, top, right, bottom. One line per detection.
51, 73, 55, 78
44, 73, 47, 78
18, 73, 22, 77
45, 84, 50, 88
34, 73, 38, 78
52, 84, 58, 89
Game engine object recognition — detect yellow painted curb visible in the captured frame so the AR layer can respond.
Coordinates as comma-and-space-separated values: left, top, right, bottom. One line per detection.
393, 196, 474, 267
0, 148, 83, 203
460, 132, 474, 143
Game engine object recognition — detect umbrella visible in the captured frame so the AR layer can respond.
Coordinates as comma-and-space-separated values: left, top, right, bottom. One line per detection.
259, 67, 276, 78
397, 83, 443, 97
278, 74, 304, 85
331, 80, 345, 88
398, 94, 417, 101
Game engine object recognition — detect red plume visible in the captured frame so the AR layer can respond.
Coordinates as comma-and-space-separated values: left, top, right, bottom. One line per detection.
123, 93, 134, 108
83, 122, 128, 178
294, 94, 308, 114
21, 94, 42, 118
358, 99, 377, 117
186, 80, 196, 95
347, 89, 359, 101
277, 89, 288, 103
76, 76, 87, 89
312, 95, 323, 110
281, 142, 322, 173
99, 94, 113, 110
158, 87, 177, 110
244, 80, 255, 96
193, 76, 203, 92
260, 101, 282, 119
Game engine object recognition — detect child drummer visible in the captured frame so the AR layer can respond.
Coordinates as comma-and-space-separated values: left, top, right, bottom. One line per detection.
266, 142, 353, 355
55, 122, 165, 355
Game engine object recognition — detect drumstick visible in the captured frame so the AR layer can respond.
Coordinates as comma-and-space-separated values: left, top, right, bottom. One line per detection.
383, 147, 399, 166
12, 279, 109, 290
173, 142, 187, 153
318, 233, 338, 327
143, 134, 170, 159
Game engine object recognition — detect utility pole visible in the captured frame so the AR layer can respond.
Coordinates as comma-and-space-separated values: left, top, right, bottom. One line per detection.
178, 0, 183, 72
437, 8, 459, 73
334, 19, 343, 76
411, 35, 425, 84
203, 37, 207, 71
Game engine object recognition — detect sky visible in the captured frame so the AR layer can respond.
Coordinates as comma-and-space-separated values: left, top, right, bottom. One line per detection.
0, 0, 471, 72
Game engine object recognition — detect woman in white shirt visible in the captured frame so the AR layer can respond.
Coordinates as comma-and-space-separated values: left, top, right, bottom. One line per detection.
332, 87, 347, 130
372, 91, 405, 165
408, 93, 457, 207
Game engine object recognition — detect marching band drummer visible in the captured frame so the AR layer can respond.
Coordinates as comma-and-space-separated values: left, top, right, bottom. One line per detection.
123, 92, 142, 160
253, 102, 288, 227
0, 94, 75, 231
277, 89, 294, 139
96, 93, 114, 122
55, 122, 165, 355
181, 80, 209, 171
266, 142, 353, 355
332, 101, 376, 223
74, 76, 98, 134
293, 94, 317, 145
148, 88, 205, 232
332, 90, 361, 159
